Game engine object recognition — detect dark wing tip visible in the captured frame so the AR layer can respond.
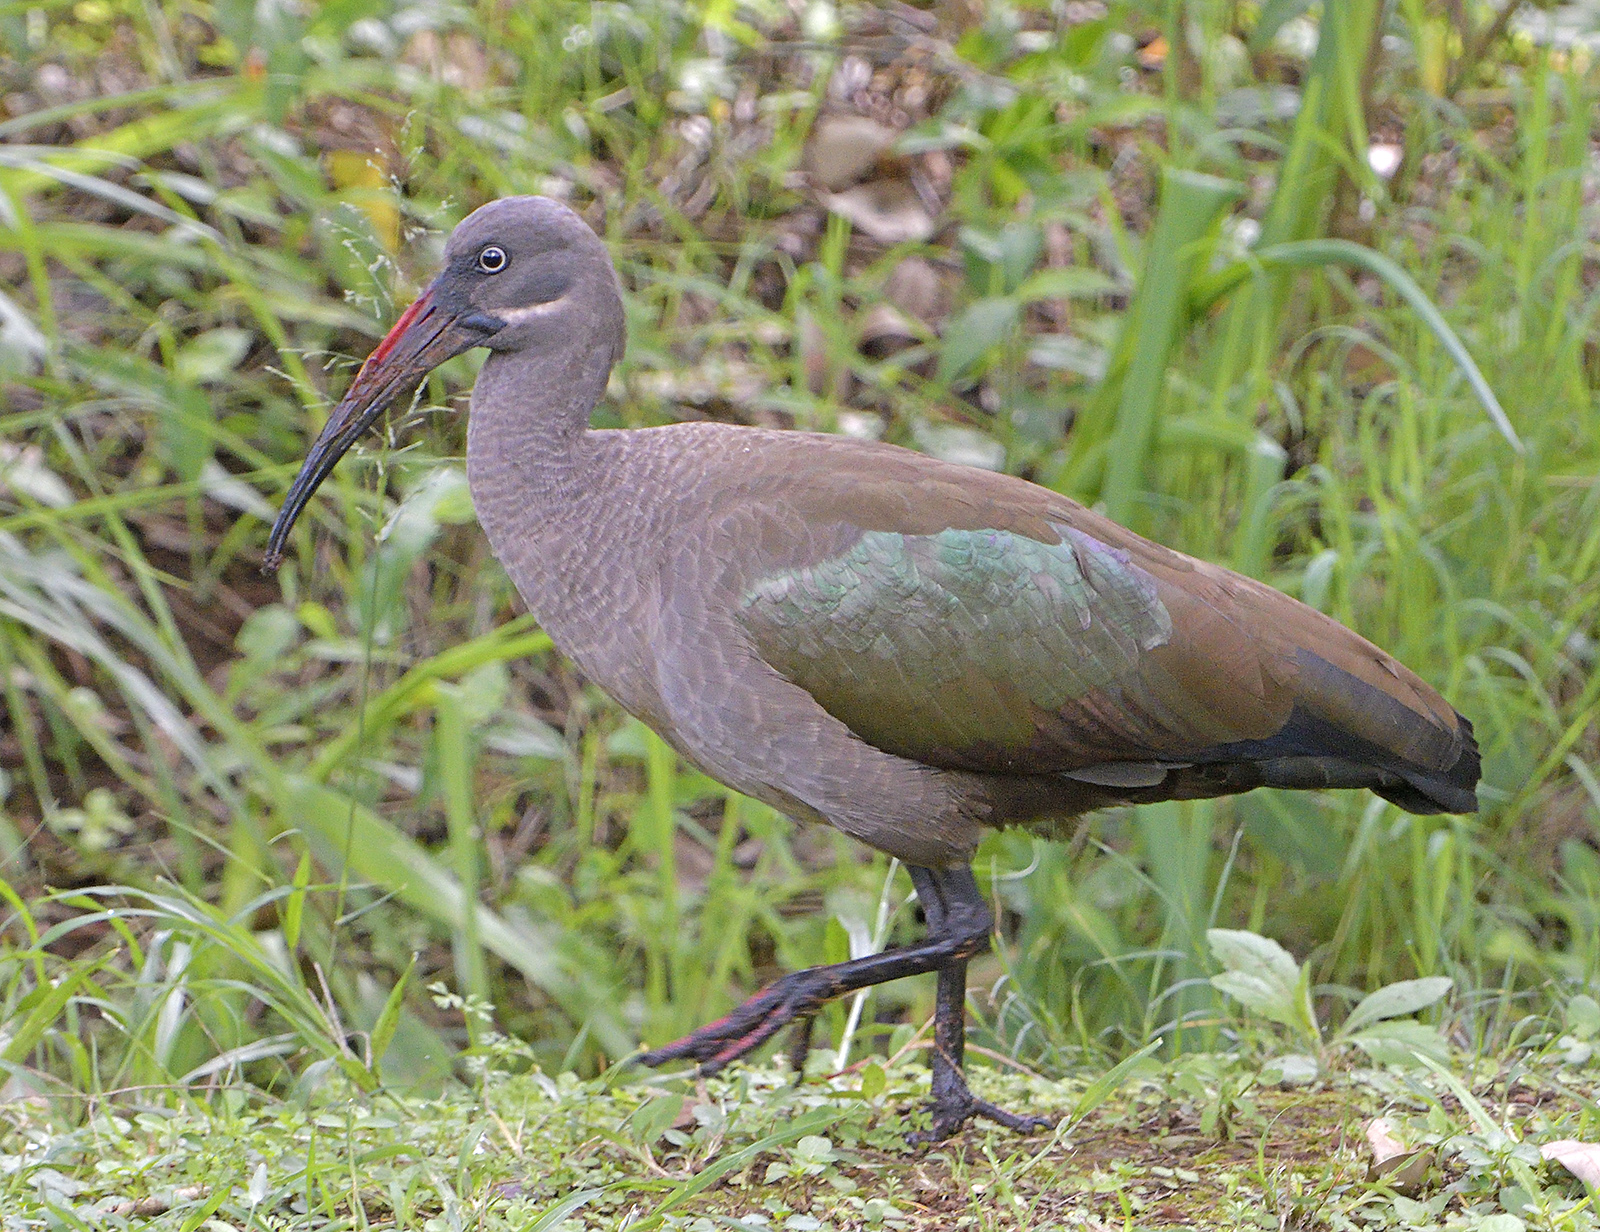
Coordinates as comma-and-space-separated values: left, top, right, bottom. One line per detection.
1444, 709, 1482, 798
1375, 710, 1480, 814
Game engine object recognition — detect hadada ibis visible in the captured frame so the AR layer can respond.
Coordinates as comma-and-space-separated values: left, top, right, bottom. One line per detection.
264, 197, 1479, 1141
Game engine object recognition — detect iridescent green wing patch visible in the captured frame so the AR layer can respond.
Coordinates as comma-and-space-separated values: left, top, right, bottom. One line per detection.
740, 525, 1172, 769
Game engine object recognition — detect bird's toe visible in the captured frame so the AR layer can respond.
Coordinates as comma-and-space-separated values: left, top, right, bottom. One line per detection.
907, 1093, 1056, 1144
639, 971, 831, 1072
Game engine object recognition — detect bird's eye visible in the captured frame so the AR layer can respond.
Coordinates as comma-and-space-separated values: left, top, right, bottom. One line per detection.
477, 245, 508, 274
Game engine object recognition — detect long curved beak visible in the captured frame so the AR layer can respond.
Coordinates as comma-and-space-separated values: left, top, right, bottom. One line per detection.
263, 283, 500, 572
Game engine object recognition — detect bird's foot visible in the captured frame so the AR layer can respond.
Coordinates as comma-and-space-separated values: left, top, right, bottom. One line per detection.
639, 966, 840, 1075
907, 1089, 1055, 1145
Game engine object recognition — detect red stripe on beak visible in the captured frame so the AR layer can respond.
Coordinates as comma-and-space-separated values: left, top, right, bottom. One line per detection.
362, 288, 434, 373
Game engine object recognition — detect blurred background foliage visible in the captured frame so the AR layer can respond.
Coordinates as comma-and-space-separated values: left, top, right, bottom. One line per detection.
0, 0, 1596, 1105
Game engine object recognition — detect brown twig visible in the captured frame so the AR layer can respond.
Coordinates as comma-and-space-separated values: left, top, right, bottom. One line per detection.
99, 1186, 205, 1218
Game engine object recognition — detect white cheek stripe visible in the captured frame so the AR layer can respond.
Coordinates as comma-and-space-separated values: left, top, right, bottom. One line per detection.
496, 296, 571, 326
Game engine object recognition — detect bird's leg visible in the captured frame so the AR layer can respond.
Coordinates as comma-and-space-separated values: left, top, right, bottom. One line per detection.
641, 865, 1051, 1141
905, 867, 1055, 1143
637, 909, 985, 1074
910, 956, 1055, 1142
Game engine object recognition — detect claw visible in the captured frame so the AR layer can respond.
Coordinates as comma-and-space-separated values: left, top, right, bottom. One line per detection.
908, 1094, 1056, 1145
639, 969, 832, 1073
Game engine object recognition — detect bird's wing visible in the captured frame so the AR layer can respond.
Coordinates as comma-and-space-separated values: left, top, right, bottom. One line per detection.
730, 433, 1468, 789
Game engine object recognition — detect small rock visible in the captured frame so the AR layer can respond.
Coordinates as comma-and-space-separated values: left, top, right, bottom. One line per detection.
35, 63, 70, 97
805, 115, 898, 191
820, 180, 936, 244
882, 256, 947, 324
857, 303, 919, 357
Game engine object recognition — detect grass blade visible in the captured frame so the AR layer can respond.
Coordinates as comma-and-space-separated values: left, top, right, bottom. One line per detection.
1198, 238, 1523, 452
1070, 1037, 1164, 1125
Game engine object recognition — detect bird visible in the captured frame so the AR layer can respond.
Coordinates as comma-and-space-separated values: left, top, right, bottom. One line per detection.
263, 196, 1480, 1142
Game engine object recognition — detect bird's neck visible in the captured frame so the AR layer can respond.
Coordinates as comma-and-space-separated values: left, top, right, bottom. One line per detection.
467, 345, 605, 495
464, 343, 624, 625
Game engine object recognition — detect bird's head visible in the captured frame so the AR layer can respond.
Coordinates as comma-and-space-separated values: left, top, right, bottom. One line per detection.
263, 195, 623, 572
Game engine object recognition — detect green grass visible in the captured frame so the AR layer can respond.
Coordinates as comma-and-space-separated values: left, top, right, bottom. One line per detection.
1, 0, 1599, 1226
11, 1043, 1600, 1230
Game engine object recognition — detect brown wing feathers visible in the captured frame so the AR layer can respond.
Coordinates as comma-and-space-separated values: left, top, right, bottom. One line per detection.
760, 433, 1478, 815
1060, 499, 1478, 812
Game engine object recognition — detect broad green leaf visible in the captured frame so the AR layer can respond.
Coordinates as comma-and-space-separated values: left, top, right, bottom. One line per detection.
1208, 929, 1300, 1001
1568, 994, 1600, 1041
335, 1053, 379, 1093
158, 385, 217, 482
1210, 971, 1298, 1026
1027, 333, 1106, 379
936, 297, 1019, 384
246, 1162, 269, 1208
1262, 1053, 1319, 1085
1347, 1020, 1451, 1068
454, 660, 510, 726
629, 1094, 683, 1144
1250, 0, 1314, 49
1017, 266, 1117, 302
235, 604, 299, 662
912, 422, 1005, 470
174, 328, 252, 385
483, 714, 567, 760
375, 466, 476, 557
960, 223, 1042, 294
1339, 977, 1453, 1037
1208, 928, 1317, 1038
795, 1134, 835, 1163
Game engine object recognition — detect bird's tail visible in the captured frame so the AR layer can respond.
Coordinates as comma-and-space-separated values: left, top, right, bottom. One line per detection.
1178, 646, 1481, 815
1372, 712, 1480, 814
